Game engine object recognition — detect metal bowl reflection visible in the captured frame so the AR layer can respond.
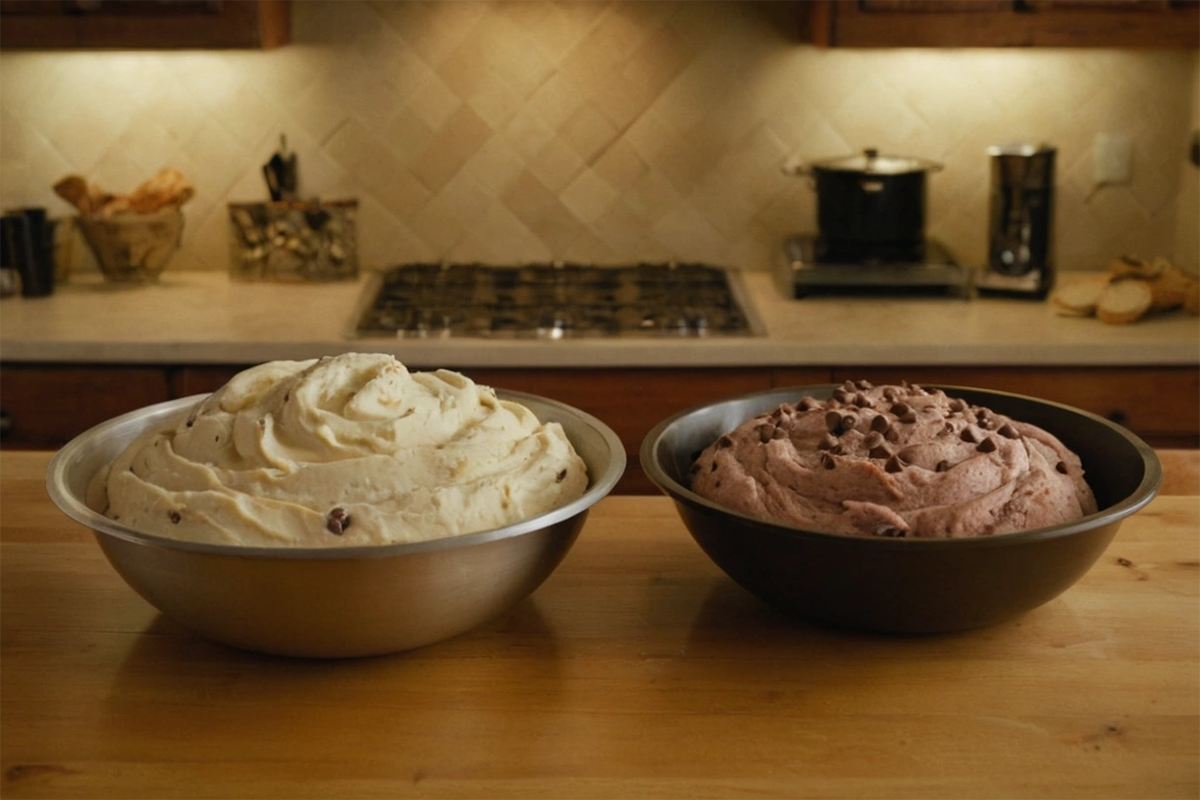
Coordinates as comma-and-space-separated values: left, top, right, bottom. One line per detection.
47, 390, 625, 658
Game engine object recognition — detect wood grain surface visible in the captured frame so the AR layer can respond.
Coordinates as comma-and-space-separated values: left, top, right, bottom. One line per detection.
2, 450, 1196, 799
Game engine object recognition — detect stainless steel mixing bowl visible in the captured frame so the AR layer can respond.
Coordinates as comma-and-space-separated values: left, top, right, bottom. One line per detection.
640, 384, 1161, 633
47, 390, 625, 658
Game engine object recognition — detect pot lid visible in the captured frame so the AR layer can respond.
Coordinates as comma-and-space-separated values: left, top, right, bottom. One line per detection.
806, 148, 942, 175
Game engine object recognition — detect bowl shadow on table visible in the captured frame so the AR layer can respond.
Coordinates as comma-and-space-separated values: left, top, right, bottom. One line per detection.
100, 598, 568, 744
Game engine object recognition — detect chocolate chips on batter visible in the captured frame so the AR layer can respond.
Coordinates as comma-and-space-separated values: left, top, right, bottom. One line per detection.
325, 507, 352, 535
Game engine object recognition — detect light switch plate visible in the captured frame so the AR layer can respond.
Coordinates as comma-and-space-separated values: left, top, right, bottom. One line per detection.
1094, 133, 1133, 185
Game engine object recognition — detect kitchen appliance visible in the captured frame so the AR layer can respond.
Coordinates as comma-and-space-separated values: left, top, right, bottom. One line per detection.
353, 262, 761, 338
977, 144, 1056, 298
778, 148, 969, 297
775, 234, 972, 298
783, 148, 943, 263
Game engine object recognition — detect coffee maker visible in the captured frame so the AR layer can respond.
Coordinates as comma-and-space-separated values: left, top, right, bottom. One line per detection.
977, 144, 1056, 298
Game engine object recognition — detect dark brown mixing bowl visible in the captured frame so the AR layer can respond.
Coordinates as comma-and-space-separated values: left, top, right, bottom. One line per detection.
640, 384, 1161, 633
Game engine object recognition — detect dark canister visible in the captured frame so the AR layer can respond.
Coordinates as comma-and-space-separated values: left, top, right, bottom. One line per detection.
978, 144, 1056, 298
2, 209, 55, 297
785, 148, 942, 263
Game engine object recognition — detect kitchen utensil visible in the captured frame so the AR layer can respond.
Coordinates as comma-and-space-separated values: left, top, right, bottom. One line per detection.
784, 148, 942, 263
262, 134, 297, 202
640, 384, 1160, 633
45, 390, 626, 658
978, 144, 1056, 298
76, 208, 184, 283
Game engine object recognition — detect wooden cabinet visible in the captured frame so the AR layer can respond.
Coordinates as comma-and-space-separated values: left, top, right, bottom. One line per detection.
803, 0, 1200, 48
0, 0, 289, 50
3, 362, 1196, 494
0, 364, 170, 447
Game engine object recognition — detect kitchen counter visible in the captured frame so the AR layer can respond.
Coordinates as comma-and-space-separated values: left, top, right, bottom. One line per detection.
1, 449, 1197, 799
1, 270, 1197, 367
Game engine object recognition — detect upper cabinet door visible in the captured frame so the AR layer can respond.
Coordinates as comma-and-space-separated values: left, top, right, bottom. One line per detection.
0, 0, 290, 50
803, 0, 1200, 47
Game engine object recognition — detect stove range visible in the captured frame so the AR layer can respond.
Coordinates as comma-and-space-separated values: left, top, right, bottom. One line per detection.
354, 262, 761, 339
775, 234, 973, 299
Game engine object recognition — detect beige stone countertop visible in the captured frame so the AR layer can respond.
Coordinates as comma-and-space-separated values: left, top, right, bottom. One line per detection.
1, 270, 1197, 367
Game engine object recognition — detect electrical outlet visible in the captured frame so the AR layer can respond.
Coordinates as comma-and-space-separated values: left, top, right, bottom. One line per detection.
1094, 133, 1133, 185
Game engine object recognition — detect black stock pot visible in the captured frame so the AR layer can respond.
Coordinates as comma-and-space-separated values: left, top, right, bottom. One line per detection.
785, 148, 942, 261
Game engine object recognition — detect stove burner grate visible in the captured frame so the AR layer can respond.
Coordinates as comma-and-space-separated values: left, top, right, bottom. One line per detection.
355, 262, 757, 338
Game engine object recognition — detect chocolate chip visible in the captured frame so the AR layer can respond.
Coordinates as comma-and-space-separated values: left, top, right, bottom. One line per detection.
853, 392, 870, 408
758, 425, 774, 443
940, 422, 955, 436
717, 435, 733, 449
998, 423, 1019, 439
891, 402, 910, 417
898, 411, 917, 425
842, 380, 857, 391
326, 507, 351, 535
556, 468, 568, 483
796, 397, 817, 411
960, 427, 980, 444
185, 419, 194, 428
168, 510, 182, 524
710, 462, 718, 472
948, 398, 967, 413
772, 427, 787, 440
885, 454, 907, 473
870, 445, 891, 460
825, 410, 843, 433
818, 433, 839, 451
976, 437, 997, 453
863, 431, 884, 449
885, 427, 900, 443
870, 415, 890, 433
840, 413, 858, 432
978, 417, 994, 430
770, 407, 784, 420
1056, 461, 1069, 474
855, 379, 874, 390
821, 453, 836, 469
936, 460, 951, 472
832, 388, 851, 404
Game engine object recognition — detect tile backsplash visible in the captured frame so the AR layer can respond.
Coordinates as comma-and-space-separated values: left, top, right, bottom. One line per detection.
1, 0, 1197, 276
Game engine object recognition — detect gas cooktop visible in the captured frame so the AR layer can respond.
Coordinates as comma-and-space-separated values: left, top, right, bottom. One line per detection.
354, 262, 760, 339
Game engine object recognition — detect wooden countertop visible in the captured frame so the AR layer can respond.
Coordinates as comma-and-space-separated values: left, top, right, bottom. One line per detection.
1, 270, 1197, 367
2, 450, 1197, 799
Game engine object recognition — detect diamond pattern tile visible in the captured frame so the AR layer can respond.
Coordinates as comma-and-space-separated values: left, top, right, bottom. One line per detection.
0, 0, 1196, 279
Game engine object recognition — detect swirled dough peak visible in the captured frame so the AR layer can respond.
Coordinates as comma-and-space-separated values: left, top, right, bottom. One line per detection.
93, 354, 588, 546
689, 381, 1097, 539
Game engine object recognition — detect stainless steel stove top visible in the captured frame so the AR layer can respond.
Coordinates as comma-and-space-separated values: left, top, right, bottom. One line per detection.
776, 234, 973, 299
354, 262, 761, 339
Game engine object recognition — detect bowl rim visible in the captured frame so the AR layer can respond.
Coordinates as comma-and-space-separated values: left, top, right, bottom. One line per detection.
47, 389, 626, 560
639, 383, 1162, 550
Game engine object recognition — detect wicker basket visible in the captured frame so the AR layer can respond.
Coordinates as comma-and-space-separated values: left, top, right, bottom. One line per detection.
77, 209, 183, 283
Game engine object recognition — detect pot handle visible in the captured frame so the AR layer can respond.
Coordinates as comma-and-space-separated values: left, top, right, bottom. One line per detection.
780, 157, 811, 178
